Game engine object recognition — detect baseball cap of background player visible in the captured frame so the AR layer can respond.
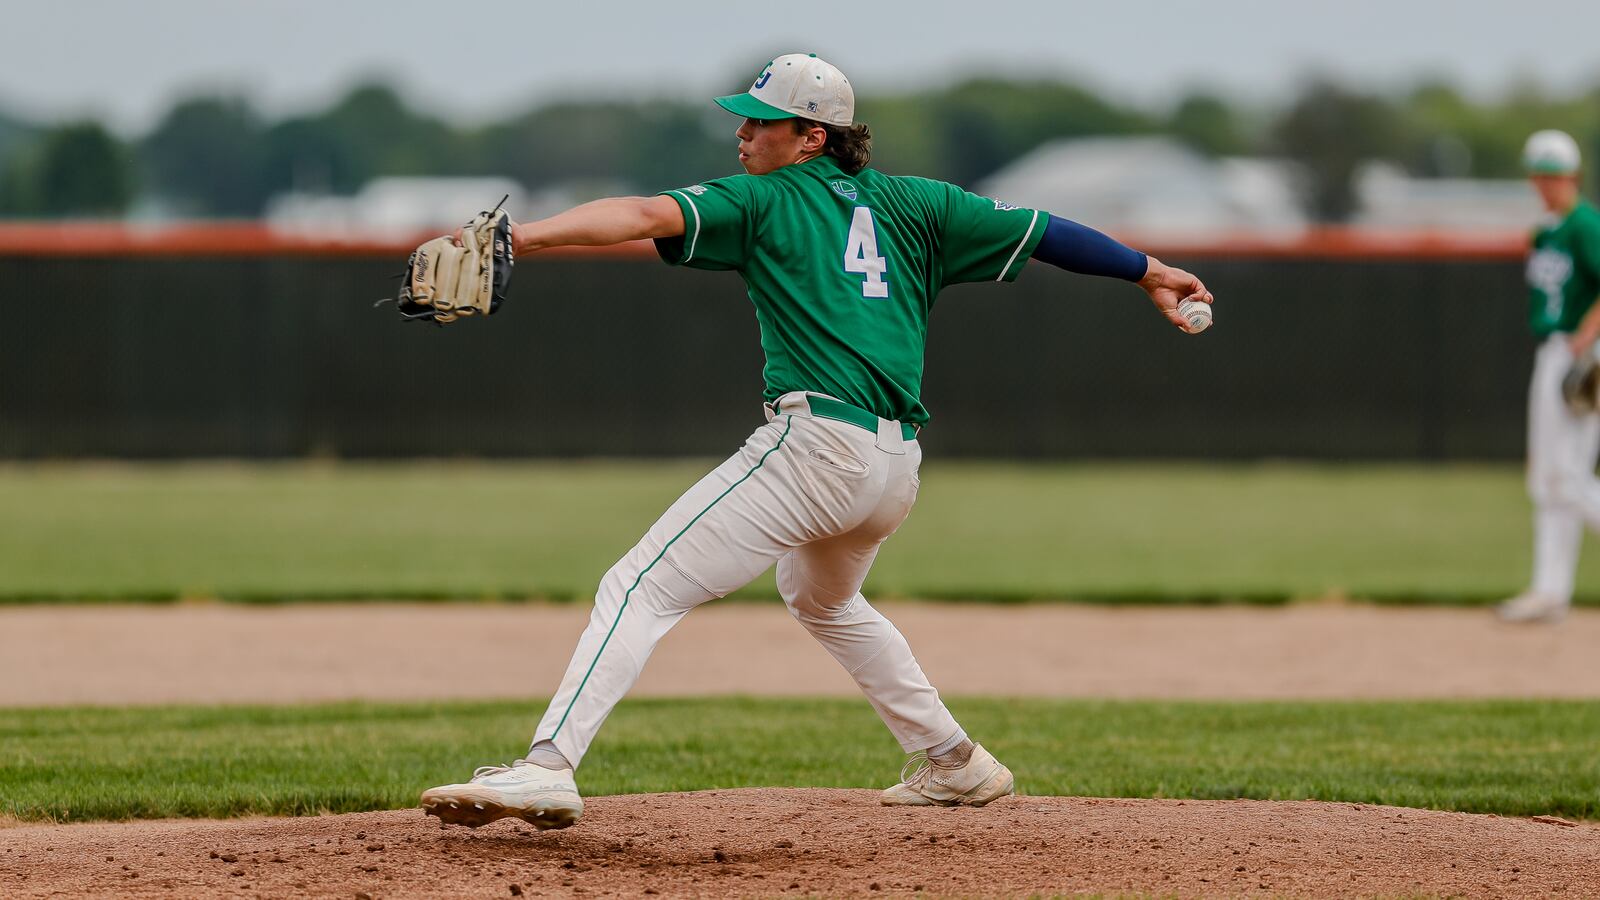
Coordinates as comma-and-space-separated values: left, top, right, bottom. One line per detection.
714, 53, 855, 127
1523, 129, 1581, 175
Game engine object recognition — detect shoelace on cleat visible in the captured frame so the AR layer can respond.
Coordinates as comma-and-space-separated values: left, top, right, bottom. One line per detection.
471, 758, 533, 781
899, 751, 932, 788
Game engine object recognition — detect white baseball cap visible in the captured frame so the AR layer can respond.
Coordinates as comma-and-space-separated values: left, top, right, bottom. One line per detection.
714, 53, 855, 127
1523, 129, 1581, 175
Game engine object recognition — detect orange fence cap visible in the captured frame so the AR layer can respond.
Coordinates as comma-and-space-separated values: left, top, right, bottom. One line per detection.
0, 221, 1528, 261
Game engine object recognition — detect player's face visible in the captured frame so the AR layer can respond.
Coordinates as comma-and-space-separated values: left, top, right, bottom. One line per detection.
1529, 173, 1581, 213
735, 118, 811, 175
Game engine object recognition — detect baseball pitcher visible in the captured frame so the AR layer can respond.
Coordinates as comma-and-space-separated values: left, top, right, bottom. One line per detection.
1499, 129, 1600, 624
416, 53, 1214, 829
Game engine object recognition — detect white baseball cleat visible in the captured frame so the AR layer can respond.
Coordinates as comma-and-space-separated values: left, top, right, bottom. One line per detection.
1495, 591, 1569, 624
420, 760, 583, 829
880, 742, 1014, 807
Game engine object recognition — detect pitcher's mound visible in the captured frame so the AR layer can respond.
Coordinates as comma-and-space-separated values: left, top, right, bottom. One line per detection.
4, 789, 1595, 898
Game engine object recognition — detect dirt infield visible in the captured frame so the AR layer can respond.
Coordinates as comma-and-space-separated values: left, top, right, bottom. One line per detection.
8, 603, 1600, 897
6, 602, 1600, 706
5, 790, 1596, 899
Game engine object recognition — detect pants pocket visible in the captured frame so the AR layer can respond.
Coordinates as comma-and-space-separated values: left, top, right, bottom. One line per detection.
807, 446, 870, 476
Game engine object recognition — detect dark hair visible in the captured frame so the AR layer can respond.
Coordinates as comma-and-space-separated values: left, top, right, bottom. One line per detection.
793, 118, 872, 175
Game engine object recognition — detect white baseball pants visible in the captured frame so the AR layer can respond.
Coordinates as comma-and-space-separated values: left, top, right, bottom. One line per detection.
533, 392, 962, 768
1527, 334, 1600, 600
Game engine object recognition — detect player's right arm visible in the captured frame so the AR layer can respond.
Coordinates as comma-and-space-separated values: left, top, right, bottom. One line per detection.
503, 196, 686, 255
934, 181, 1211, 330
1026, 213, 1211, 329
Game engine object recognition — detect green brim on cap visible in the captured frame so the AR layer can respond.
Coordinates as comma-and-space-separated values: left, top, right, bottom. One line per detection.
1527, 160, 1579, 175
714, 92, 794, 120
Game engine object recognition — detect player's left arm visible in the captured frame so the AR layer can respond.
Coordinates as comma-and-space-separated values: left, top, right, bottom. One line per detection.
1029, 214, 1213, 331
498, 196, 686, 255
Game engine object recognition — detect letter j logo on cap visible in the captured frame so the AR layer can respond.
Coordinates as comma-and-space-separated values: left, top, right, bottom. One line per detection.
754, 70, 773, 89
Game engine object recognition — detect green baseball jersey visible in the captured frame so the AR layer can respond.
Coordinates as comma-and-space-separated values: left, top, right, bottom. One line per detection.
655, 155, 1046, 427
1528, 199, 1600, 336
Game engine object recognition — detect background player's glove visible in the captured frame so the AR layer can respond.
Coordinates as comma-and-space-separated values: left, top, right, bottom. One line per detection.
388, 206, 514, 324
1561, 352, 1600, 414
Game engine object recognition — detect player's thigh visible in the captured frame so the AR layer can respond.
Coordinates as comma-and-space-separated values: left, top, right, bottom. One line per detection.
777, 534, 884, 616
778, 443, 922, 615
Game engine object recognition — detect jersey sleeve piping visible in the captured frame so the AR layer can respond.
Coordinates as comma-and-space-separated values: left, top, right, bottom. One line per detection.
665, 190, 704, 263
996, 210, 1041, 282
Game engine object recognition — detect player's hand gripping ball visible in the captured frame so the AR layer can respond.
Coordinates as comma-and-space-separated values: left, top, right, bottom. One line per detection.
387, 207, 515, 324
1177, 298, 1213, 334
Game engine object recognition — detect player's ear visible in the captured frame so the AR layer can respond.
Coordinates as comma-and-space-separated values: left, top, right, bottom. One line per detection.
802, 124, 827, 154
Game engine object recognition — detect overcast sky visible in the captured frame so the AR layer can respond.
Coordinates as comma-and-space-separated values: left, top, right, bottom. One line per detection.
6, 0, 1598, 134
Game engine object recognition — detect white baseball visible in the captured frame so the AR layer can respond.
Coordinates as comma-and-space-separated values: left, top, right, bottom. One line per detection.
1177, 299, 1212, 334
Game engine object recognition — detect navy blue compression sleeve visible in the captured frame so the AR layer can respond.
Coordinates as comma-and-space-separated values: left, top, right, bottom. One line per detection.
1029, 214, 1148, 281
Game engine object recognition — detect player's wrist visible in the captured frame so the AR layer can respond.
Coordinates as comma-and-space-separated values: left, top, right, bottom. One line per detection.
1137, 256, 1164, 291
511, 222, 546, 255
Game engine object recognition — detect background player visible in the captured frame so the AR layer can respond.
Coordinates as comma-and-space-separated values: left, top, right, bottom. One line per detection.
1499, 129, 1600, 624
419, 53, 1214, 829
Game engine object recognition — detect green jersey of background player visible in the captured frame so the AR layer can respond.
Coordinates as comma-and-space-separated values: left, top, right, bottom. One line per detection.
1526, 184, 1600, 340
420, 53, 1215, 830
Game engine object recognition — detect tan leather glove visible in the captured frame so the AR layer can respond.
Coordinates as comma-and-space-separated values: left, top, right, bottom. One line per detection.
388, 207, 514, 325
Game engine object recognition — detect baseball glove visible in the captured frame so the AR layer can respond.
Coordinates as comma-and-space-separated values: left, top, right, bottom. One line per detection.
1561, 352, 1600, 414
386, 204, 515, 324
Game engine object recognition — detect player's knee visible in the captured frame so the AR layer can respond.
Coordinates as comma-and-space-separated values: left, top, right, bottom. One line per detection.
783, 589, 856, 623
592, 555, 714, 617
1541, 470, 1595, 508
1529, 480, 1554, 506
783, 594, 818, 622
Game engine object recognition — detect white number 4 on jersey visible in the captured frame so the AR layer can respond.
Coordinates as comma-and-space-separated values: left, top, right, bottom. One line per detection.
844, 207, 890, 299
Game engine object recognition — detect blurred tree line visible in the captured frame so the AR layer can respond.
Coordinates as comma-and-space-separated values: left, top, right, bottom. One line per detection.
1, 75, 1597, 222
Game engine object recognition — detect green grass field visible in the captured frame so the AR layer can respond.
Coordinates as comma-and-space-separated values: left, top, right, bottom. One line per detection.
3, 698, 1596, 823
0, 461, 1590, 604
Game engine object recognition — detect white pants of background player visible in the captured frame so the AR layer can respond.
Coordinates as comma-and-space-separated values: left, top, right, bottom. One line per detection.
531, 391, 962, 768
1527, 334, 1600, 601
